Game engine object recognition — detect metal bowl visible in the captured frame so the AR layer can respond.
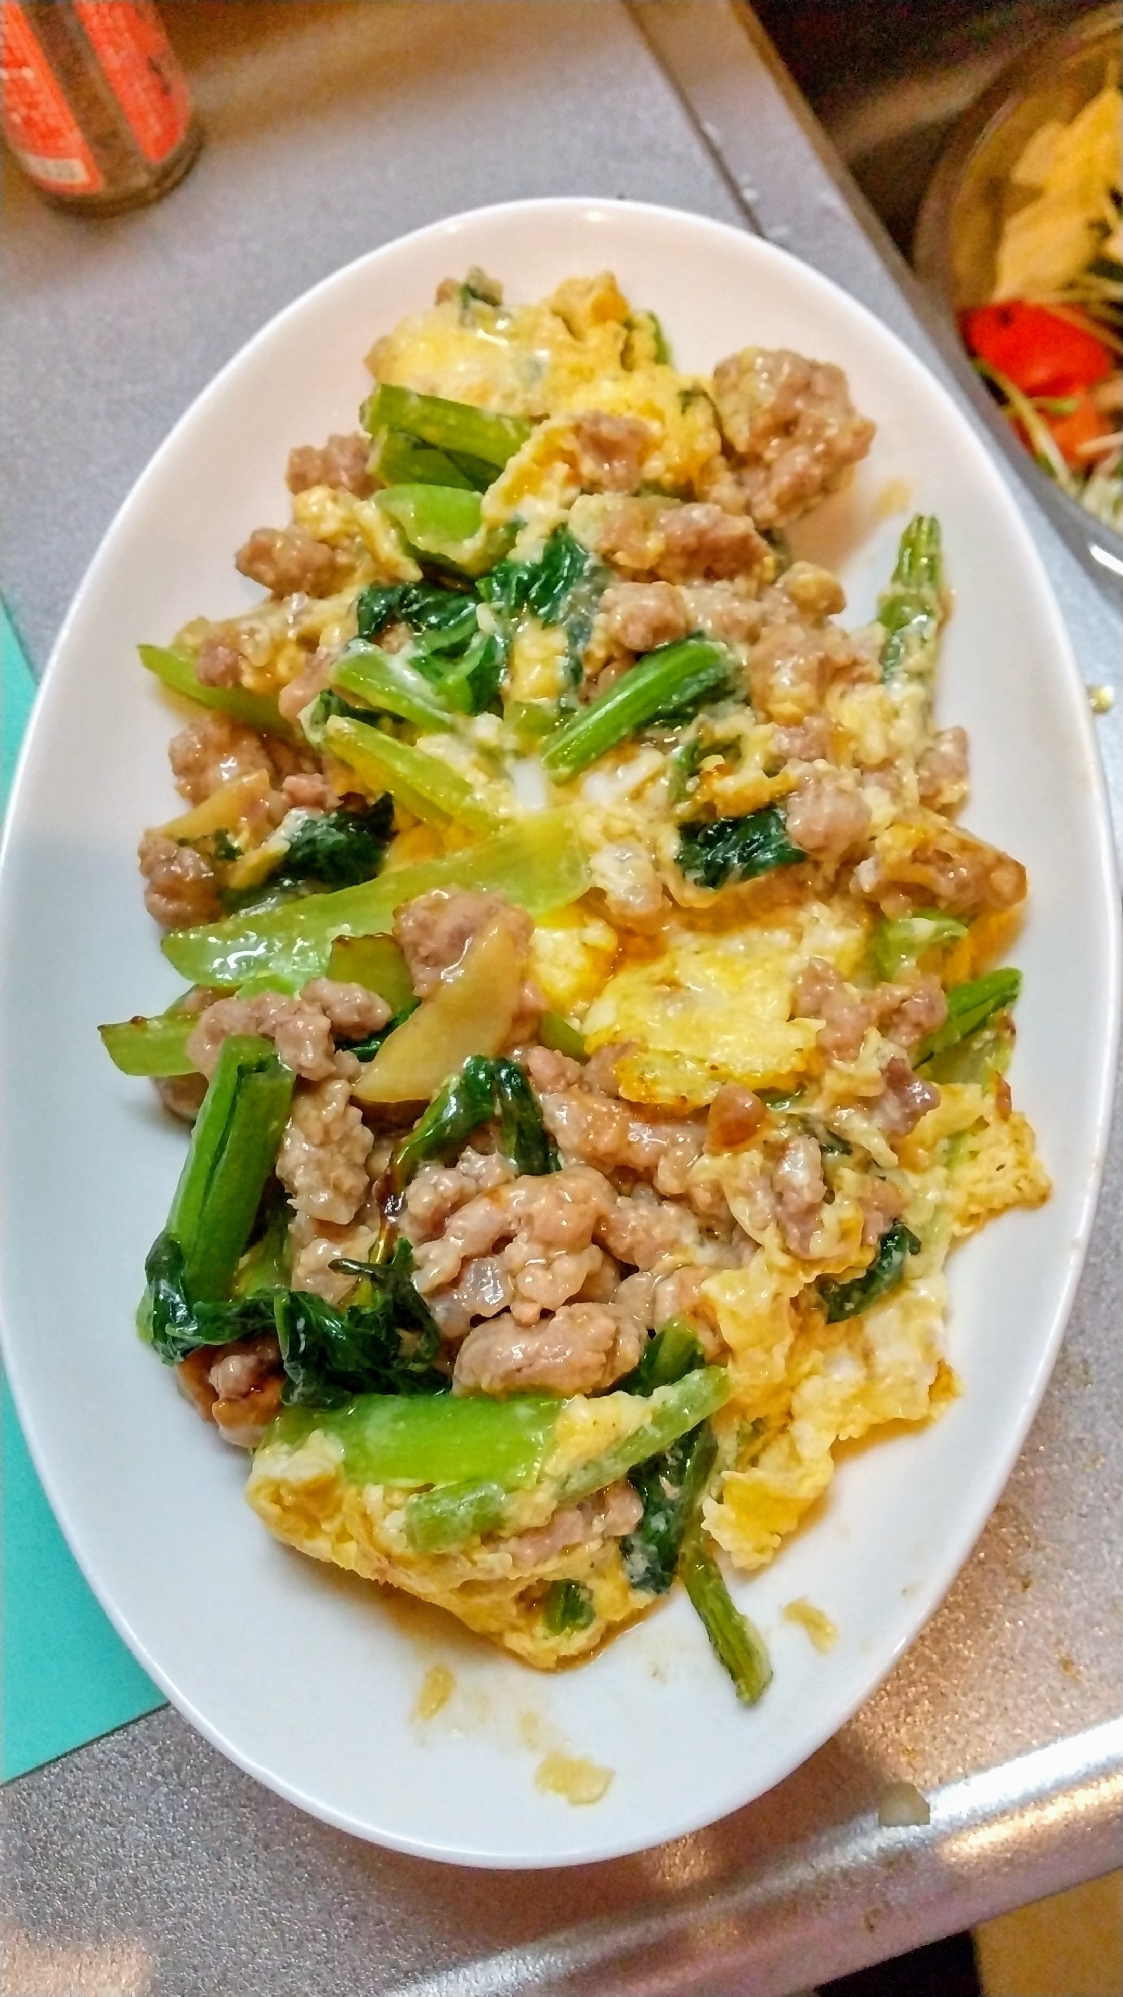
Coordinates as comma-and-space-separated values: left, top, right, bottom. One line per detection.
915, 4, 1123, 596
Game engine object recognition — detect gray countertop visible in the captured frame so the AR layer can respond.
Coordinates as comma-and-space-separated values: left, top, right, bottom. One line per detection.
2, 6, 1120, 1993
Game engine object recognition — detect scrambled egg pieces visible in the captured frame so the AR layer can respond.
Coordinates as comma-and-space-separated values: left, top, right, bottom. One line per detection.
165, 266, 1051, 1674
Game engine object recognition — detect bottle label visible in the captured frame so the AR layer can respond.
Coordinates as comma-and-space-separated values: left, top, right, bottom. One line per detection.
0, 1, 104, 192
74, 0, 191, 165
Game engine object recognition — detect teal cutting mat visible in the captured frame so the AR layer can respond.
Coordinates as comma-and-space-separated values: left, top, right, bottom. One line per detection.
1, 605, 165, 1781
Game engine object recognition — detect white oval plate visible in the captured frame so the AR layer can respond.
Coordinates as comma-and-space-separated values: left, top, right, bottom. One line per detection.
1, 201, 1118, 1868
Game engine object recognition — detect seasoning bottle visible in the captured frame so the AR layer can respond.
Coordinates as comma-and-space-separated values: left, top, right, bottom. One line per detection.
0, 0, 201, 213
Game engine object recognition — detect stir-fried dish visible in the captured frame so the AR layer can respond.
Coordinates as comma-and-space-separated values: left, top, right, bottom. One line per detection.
103, 270, 1050, 1697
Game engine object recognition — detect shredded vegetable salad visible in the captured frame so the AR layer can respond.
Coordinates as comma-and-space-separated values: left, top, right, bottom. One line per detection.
104, 269, 1049, 1699
962, 80, 1122, 531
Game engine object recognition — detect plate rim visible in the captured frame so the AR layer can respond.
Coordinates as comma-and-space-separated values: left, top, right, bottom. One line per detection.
1, 196, 1120, 1867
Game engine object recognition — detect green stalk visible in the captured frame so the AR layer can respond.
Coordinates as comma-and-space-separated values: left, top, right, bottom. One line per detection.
404, 1367, 730, 1553
168, 1035, 295, 1301
370, 431, 478, 491
267, 1392, 562, 1491
331, 644, 455, 733
679, 1525, 772, 1704
539, 1011, 586, 1059
324, 715, 505, 833
100, 1011, 196, 1077
555, 1366, 730, 1503
869, 910, 967, 980
377, 485, 514, 577
914, 968, 1022, 1067
876, 516, 944, 681
363, 385, 530, 471
542, 639, 731, 781
161, 812, 590, 988
139, 645, 292, 738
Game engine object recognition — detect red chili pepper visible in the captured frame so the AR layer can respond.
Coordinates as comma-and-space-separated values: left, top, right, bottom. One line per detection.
960, 303, 1113, 398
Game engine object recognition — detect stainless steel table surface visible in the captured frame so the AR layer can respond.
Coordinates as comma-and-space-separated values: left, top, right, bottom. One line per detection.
2, 7, 1119, 1994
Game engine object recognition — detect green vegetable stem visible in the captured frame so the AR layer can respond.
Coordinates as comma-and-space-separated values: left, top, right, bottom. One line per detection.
161, 812, 590, 989
914, 968, 1022, 1067
270, 1391, 563, 1494
141, 1034, 296, 1356
542, 638, 732, 781
324, 715, 504, 834
869, 910, 967, 981
542, 1579, 596, 1634
678, 1511, 773, 1705
100, 1010, 196, 1077
538, 1011, 587, 1060
402, 1366, 732, 1553
877, 516, 944, 681
362, 385, 531, 476
331, 644, 456, 732
139, 645, 294, 739
376, 485, 513, 577
676, 804, 805, 889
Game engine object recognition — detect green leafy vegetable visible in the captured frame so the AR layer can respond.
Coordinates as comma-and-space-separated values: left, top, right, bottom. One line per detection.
391, 1055, 558, 1185
493, 1057, 560, 1176
543, 638, 732, 781
877, 515, 944, 680
271, 797, 394, 892
676, 804, 805, 888
914, 969, 1022, 1067
353, 581, 503, 716
869, 910, 968, 980
392, 1056, 500, 1185
817, 1219, 922, 1324
139, 645, 293, 739
542, 1579, 596, 1633
161, 811, 591, 989
154, 1034, 295, 1315
481, 526, 609, 685
376, 484, 514, 577
356, 581, 479, 655
276, 1241, 446, 1406
144, 1232, 278, 1364
621, 1419, 714, 1595
431, 631, 506, 715
619, 1318, 705, 1395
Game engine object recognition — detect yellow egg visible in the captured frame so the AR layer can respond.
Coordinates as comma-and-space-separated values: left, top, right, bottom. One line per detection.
583, 928, 821, 1105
